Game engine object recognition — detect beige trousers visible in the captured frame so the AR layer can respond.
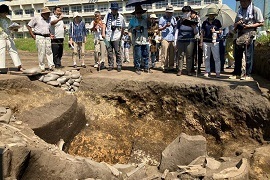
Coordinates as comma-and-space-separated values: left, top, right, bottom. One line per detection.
73, 42, 85, 65
35, 35, 54, 70
161, 40, 175, 69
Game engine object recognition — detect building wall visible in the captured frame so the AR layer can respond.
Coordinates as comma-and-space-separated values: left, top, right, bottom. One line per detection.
4, 0, 222, 38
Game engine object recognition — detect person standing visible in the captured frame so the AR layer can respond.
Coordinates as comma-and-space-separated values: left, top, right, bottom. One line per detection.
0, 4, 23, 72
27, 7, 55, 71
90, 11, 106, 69
200, 8, 222, 78
102, 2, 126, 72
69, 12, 87, 68
122, 29, 131, 63
128, 5, 149, 75
175, 6, 198, 76
158, 5, 177, 72
50, 6, 65, 69
230, 0, 264, 80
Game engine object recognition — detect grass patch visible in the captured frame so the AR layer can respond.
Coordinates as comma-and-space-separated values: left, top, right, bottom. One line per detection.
14, 34, 95, 52
256, 34, 270, 46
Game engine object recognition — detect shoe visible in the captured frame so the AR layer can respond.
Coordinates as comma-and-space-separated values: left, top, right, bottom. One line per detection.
73, 65, 77, 68
204, 73, 209, 77
187, 72, 192, 76
229, 75, 240, 79
216, 73, 220, 78
108, 67, 113, 71
135, 70, 141, 75
245, 76, 252, 80
81, 65, 86, 68
177, 70, 181, 76
240, 76, 246, 80
117, 66, 121, 72
94, 64, 98, 68
49, 66, 55, 71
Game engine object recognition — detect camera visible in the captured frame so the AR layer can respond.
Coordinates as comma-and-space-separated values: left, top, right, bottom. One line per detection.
139, 26, 144, 33
111, 26, 117, 31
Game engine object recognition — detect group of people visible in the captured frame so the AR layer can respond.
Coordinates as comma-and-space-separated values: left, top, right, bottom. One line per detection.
0, 0, 265, 80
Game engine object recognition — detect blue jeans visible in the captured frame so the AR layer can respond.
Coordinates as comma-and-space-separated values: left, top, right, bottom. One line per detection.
133, 45, 149, 70
151, 52, 156, 68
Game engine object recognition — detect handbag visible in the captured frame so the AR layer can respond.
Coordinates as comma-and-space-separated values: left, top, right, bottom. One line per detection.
236, 31, 256, 46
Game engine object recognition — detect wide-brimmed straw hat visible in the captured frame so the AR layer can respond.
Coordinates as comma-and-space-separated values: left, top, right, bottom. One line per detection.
150, 14, 158, 19
165, 5, 174, 13
131, 5, 147, 15
206, 8, 218, 16
41, 7, 51, 14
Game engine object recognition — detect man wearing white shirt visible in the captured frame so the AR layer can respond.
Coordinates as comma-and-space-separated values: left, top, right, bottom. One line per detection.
50, 6, 65, 68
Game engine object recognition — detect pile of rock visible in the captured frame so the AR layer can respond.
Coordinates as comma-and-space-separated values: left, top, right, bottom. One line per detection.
39, 70, 82, 92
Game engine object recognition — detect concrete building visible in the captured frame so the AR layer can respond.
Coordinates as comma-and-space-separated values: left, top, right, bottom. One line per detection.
3, 0, 222, 38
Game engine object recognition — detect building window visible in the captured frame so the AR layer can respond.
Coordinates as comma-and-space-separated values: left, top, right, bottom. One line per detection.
71, 5, 82, 13
14, 9, 23, 15
126, 6, 134, 11
63, 20, 70, 25
170, 0, 184, 7
62, 6, 69, 15
84, 17, 94, 24
155, 1, 167, 9
98, 4, 108, 13
84, 5, 94, 12
142, 4, 152, 10
25, 9, 34, 15
188, 0, 201, 6
204, 0, 219, 4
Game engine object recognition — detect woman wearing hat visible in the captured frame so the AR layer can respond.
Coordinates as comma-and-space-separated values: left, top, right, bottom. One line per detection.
128, 5, 150, 75
69, 12, 87, 68
200, 8, 222, 78
0, 4, 23, 72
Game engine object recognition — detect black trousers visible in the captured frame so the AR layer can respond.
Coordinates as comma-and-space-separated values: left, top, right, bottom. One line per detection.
51, 38, 64, 67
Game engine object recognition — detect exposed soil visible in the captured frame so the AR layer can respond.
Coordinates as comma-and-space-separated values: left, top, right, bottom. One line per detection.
2, 50, 270, 167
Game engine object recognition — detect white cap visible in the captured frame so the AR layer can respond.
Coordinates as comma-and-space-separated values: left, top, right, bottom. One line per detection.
73, 12, 81, 18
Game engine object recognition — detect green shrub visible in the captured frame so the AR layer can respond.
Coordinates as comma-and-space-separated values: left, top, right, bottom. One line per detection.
256, 34, 270, 45
14, 34, 95, 52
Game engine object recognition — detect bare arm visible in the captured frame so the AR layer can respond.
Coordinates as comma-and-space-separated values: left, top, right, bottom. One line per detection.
27, 25, 36, 40
51, 15, 63, 26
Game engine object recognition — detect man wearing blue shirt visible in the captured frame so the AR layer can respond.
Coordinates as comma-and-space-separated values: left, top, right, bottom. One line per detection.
159, 5, 177, 72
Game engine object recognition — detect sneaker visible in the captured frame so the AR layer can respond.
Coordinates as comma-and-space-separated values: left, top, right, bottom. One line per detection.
240, 76, 246, 80
49, 66, 55, 71
81, 65, 86, 68
229, 75, 237, 79
117, 66, 121, 72
216, 73, 220, 78
245, 76, 252, 80
73, 65, 77, 68
177, 70, 181, 76
94, 64, 98, 68
135, 70, 141, 75
204, 73, 209, 77
107, 67, 113, 71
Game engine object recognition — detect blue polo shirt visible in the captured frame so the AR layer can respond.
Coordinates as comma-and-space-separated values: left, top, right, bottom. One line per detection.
202, 18, 222, 43
159, 15, 176, 41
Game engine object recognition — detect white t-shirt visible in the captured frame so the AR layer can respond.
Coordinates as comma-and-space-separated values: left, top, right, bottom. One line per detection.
103, 12, 126, 41
50, 14, 65, 39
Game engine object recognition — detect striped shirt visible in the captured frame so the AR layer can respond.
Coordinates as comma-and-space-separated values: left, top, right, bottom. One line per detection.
69, 21, 87, 42
103, 12, 126, 41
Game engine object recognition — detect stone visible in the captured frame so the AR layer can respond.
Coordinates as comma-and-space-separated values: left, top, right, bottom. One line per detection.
67, 78, 74, 85
57, 77, 68, 84
38, 75, 44, 82
0, 108, 12, 123
22, 67, 41, 74
178, 164, 206, 177
47, 81, 61, 87
73, 82, 80, 87
74, 76, 82, 82
71, 73, 81, 79
64, 71, 71, 76
51, 70, 65, 76
113, 163, 136, 174
126, 163, 147, 180
205, 157, 221, 170
56, 139, 65, 150
101, 162, 121, 177
212, 158, 249, 180
159, 133, 207, 172
43, 74, 60, 82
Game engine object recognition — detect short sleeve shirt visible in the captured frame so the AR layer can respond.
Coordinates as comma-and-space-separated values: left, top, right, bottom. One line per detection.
202, 18, 222, 43
159, 15, 176, 41
103, 12, 126, 41
128, 16, 148, 45
235, 6, 264, 34
50, 14, 65, 39
28, 15, 51, 35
